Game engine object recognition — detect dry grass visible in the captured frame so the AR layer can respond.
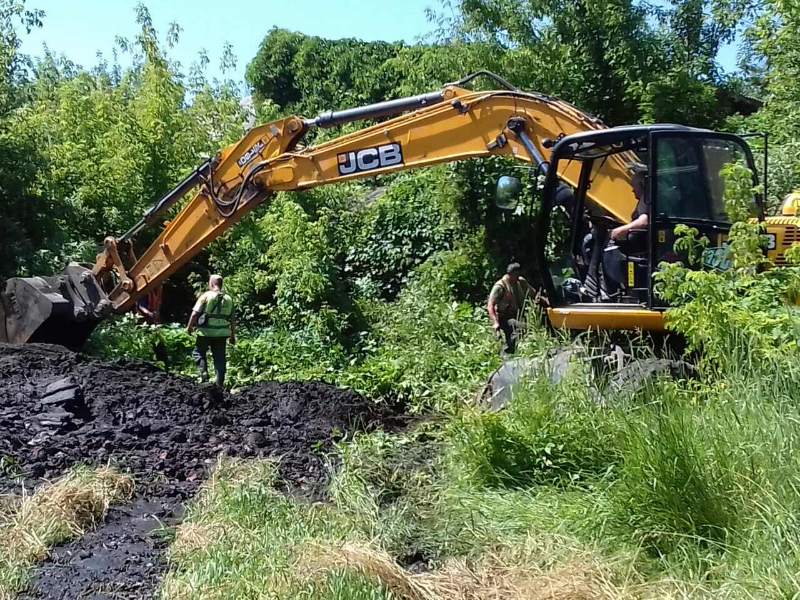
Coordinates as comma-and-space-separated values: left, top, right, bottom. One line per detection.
0, 496, 19, 522
299, 542, 620, 600
0, 466, 134, 597
170, 522, 228, 555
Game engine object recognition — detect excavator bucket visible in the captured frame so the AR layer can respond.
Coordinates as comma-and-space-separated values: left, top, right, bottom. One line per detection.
0, 263, 113, 348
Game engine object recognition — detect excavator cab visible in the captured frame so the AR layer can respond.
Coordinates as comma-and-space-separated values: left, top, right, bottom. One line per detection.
510, 125, 761, 332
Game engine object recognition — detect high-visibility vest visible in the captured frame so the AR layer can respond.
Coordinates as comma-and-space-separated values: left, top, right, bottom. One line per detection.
197, 293, 233, 338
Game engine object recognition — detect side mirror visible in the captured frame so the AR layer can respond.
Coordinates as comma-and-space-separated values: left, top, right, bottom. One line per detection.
495, 175, 522, 210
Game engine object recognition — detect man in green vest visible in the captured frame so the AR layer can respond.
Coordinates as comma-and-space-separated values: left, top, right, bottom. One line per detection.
187, 274, 236, 386
487, 262, 534, 355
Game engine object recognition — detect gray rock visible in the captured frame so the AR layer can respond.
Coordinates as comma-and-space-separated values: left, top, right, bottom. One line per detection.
36, 409, 72, 428
41, 387, 78, 406
43, 377, 78, 396
246, 431, 267, 448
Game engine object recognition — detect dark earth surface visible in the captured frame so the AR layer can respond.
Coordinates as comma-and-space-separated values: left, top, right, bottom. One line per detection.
1, 343, 403, 599
17, 497, 182, 600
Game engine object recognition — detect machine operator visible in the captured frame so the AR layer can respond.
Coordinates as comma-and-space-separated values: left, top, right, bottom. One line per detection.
603, 164, 649, 296
611, 164, 649, 240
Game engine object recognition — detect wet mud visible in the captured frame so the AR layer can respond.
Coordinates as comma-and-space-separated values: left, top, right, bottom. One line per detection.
0, 343, 401, 598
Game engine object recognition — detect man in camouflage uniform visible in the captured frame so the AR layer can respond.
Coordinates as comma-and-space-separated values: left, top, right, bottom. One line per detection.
487, 262, 534, 355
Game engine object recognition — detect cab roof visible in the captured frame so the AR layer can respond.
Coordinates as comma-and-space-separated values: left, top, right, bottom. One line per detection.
552, 124, 706, 160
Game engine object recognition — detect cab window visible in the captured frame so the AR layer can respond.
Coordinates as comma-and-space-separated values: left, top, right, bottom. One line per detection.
655, 137, 754, 221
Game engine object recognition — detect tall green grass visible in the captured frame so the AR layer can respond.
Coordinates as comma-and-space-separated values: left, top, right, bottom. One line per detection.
447, 338, 800, 596
164, 342, 800, 598
160, 459, 401, 600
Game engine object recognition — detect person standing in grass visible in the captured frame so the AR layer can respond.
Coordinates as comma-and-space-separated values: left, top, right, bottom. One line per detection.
187, 275, 236, 386
487, 262, 534, 355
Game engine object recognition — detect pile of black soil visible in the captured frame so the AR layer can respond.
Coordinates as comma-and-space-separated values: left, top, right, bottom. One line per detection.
0, 343, 403, 599
0, 344, 402, 495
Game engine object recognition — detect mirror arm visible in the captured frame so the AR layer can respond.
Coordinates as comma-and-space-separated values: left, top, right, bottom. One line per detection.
508, 117, 549, 174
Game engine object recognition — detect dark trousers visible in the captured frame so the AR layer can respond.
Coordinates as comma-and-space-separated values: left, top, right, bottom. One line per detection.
192, 336, 228, 386
499, 318, 524, 355
603, 246, 625, 298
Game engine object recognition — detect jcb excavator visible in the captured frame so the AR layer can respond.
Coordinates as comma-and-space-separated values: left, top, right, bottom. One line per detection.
0, 72, 794, 348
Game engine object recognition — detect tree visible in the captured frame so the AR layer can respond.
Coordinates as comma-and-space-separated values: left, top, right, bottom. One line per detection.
246, 28, 408, 115
435, 0, 752, 126
743, 0, 800, 143
0, 0, 49, 279
2, 3, 246, 280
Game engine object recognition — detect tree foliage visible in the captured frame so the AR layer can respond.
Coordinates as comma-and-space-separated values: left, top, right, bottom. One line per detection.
733, 0, 800, 209
0, 3, 245, 283
4, 0, 800, 404
435, 0, 749, 126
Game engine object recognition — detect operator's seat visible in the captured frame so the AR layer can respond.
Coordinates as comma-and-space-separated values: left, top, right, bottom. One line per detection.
602, 229, 649, 302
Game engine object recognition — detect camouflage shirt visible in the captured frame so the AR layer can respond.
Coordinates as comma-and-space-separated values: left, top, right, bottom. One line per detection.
489, 276, 533, 319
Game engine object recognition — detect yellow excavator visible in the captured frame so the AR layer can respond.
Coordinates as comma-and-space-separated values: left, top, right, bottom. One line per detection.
0, 72, 795, 348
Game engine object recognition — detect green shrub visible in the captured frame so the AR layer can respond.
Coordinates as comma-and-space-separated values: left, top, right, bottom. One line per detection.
339, 243, 500, 411
345, 169, 461, 300
87, 315, 194, 373
455, 372, 622, 488
225, 328, 348, 388
655, 165, 800, 371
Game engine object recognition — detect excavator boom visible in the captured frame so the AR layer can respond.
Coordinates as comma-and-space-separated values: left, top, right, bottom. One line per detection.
0, 74, 637, 347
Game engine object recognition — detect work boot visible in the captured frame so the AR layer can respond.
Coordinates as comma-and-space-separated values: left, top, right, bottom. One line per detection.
200, 372, 209, 384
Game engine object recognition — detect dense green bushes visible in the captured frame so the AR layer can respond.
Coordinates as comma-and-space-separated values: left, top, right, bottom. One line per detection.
90, 234, 503, 408
0, 4, 245, 280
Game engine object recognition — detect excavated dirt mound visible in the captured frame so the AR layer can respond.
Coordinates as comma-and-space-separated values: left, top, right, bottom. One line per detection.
0, 343, 403, 599
0, 344, 401, 495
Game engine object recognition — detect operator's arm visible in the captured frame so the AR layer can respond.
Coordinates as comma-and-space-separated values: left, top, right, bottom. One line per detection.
229, 308, 236, 345
611, 213, 649, 240
487, 286, 502, 330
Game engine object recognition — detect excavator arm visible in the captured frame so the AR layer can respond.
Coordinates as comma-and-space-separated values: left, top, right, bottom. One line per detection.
1, 74, 637, 346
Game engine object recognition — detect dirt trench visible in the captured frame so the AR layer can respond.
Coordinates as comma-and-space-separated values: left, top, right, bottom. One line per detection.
0, 343, 403, 599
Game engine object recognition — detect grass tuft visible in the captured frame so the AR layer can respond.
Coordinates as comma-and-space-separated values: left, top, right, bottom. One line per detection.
161, 456, 400, 600
169, 522, 228, 556
300, 543, 435, 600
299, 541, 618, 600
0, 466, 134, 597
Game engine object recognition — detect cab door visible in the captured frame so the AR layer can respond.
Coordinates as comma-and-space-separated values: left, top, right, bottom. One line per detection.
648, 132, 761, 308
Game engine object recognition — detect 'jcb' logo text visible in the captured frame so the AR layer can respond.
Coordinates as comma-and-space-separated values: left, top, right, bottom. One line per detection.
337, 143, 403, 176
238, 140, 266, 168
